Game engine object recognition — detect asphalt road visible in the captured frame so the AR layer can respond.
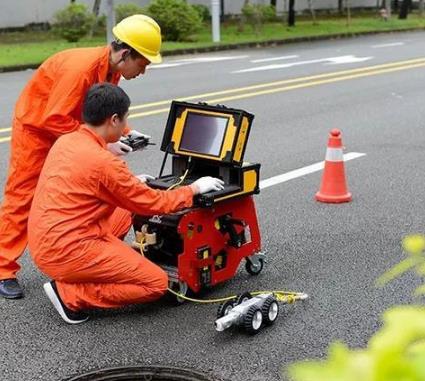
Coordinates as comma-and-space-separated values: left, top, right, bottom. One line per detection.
1, 31, 425, 381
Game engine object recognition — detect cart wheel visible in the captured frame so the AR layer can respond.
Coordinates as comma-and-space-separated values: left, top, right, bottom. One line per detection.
216, 300, 235, 319
261, 295, 279, 325
243, 305, 263, 334
235, 292, 252, 305
245, 257, 264, 275
168, 281, 189, 304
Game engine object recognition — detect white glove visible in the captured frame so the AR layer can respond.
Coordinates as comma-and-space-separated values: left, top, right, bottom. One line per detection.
128, 129, 151, 140
136, 174, 155, 183
190, 177, 225, 195
107, 141, 133, 156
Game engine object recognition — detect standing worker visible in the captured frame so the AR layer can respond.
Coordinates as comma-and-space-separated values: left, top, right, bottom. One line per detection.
28, 83, 224, 324
0, 15, 162, 299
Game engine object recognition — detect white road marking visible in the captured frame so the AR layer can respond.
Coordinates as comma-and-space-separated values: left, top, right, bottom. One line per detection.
234, 55, 373, 73
175, 56, 249, 63
371, 42, 404, 48
259, 152, 366, 190
251, 55, 299, 63
391, 92, 404, 99
324, 55, 373, 65
150, 63, 182, 69
152, 55, 249, 69
135, 153, 365, 193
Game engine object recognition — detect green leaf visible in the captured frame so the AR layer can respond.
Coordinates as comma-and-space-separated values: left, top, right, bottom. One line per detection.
414, 284, 425, 296
370, 307, 425, 354
376, 257, 417, 287
287, 342, 374, 381
403, 235, 425, 255
416, 263, 425, 276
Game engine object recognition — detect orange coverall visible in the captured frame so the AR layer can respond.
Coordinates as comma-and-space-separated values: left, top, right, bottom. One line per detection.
28, 126, 194, 310
0, 46, 121, 280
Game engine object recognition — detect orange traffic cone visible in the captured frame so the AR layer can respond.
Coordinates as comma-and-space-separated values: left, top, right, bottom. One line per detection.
315, 129, 352, 203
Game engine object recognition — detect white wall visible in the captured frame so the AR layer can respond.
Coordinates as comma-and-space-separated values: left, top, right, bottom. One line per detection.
0, 0, 141, 28
0, 0, 378, 29
194, 0, 378, 15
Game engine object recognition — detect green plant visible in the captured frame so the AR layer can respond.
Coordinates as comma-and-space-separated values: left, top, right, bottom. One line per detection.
192, 4, 211, 22
377, 234, 425, 295
115, 3, 146, 23
288, 234, 425, 381
147, 0, 202, 41
242, 4, 276, 35
92, 14, 107, 36
289, 306, 425, 381
51, 3, 95, 43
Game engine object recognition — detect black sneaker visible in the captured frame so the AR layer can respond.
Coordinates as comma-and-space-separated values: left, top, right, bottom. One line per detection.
43, 281, 89, 324
0, 278, 23, 299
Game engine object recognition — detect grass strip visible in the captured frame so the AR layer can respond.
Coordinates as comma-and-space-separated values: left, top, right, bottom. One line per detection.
1, 16, 424, 68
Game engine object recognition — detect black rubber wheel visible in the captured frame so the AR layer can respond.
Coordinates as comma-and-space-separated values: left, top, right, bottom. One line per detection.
235, 292, 252, 305
261, 295, 279, 325
245, 258, 264, 275
166, 281, 190, 305
243, 305, 263, 335
216, 300, 235, 319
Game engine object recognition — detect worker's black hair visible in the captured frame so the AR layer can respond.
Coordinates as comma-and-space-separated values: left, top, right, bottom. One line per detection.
111, 40, 143, 59
83, 83, 130, 126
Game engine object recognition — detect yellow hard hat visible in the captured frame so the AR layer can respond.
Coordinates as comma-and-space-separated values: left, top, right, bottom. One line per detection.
113, 14, 162, 64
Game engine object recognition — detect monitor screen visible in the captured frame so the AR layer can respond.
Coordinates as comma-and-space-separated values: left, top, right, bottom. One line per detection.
179, 112, 229, 157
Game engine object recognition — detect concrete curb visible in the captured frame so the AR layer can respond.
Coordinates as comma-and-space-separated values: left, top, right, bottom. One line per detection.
1, 27, 424, 73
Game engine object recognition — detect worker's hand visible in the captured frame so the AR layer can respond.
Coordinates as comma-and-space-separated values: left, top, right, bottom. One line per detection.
107, 141, 133, 156
136, 174, 155, 183
190, 177, 225, 195
128, 129, 151, 140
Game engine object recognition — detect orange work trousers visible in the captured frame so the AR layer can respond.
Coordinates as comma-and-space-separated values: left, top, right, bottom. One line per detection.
0, 120, 55, 280
35, 208, 168, 311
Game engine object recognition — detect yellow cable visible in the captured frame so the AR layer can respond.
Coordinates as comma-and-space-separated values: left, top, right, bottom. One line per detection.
250, 290, 303, 303
167, 287, 237, 303
167, 168, 189, 191
167, 287, 307, 304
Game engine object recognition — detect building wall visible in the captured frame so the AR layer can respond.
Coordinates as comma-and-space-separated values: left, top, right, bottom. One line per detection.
0, 0, 378, 29
215, 0, 378, 14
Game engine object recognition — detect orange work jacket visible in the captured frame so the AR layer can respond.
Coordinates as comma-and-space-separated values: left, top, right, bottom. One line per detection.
14, 46, 121, 137
28, 126, 194, 265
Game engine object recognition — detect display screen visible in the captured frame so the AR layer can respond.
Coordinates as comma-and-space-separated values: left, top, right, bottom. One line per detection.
179, 112, 229, 156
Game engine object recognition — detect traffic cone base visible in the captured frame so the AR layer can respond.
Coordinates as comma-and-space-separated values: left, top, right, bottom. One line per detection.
315, 191, 352, 203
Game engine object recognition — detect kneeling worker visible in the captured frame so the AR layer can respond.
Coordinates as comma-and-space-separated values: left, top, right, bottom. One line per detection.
28, 83, 224, 324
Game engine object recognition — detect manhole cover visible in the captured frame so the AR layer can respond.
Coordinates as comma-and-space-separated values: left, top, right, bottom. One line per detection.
66, 365, 217, 381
